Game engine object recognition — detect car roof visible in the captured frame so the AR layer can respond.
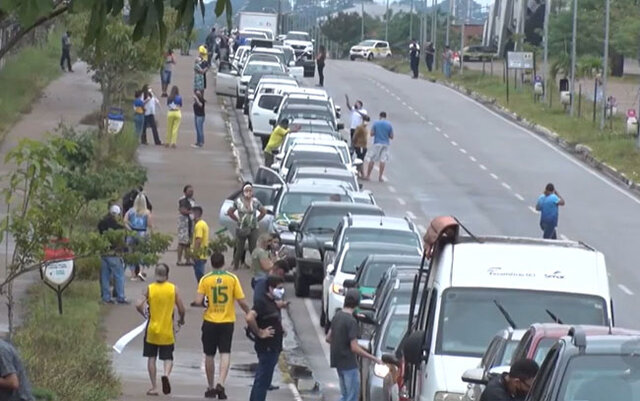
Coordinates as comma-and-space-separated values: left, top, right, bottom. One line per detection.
444, 238, 608, 296
306, 201, 382, 213
559, 333, 640, 354
293, 178, 353, 188
344, 242, 421, 252
288, 144, 341, 153
363, 254, 423, 265
291, 138, 347, 147
295, 166, 355, 176
284, 88, 330, 96
345, 215, 416, 231
251, 48, 284, 54
259, 75, 297, 82
529, 323, 640, 339
245, 61, 282, 67
283, 182, 349, 194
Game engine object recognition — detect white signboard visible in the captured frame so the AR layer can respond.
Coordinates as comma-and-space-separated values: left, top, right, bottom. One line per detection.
507, 52, 534, 69
42, 260, 74, 286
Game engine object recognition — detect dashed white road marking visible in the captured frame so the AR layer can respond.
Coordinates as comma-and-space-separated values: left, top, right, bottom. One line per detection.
435, 127, 441, 132
428, 121, 434, 126
417, 224, 427, 234
397, 197, 407, 205
443, 133, 450, 138
514, 193, 525, 201
528, 206, 538, 213
479, 164, 487, 170
414, 111, 420, 116
450, 140, 457, 146
420, 116, 426, 121
402, 101, 407, 106
408, 106, 414, 111
501, 182, 511, 190
469, 156, 477, 162
388, 185, 397, 193
459, 148, 467, 154
618, 284, 634, 295
490, 173, 499, 180
407, 211, 417, 219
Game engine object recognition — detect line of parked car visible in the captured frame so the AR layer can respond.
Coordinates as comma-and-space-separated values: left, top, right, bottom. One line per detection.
215, 36, 640, 401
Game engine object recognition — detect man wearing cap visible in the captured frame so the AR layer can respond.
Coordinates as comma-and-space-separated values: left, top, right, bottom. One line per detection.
194, 46, 209, 93
136, 264, 186, 396
98, 204, 127, 304
263, 119, 301, 167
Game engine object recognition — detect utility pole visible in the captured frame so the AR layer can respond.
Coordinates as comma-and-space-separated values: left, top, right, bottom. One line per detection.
542, 0, 551, 101
446, 0, 453, 45
569, 0, 577, 116
385, 0, 390, 41
600, 0, 610, 129
410, 0, 415, 40
459, 0, 466, 75
277, 0, 282, 36
361, 1, 365, 41
432, 0, 438, 67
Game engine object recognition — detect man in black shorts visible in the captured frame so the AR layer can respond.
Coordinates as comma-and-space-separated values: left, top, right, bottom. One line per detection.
194, 252, 250, 399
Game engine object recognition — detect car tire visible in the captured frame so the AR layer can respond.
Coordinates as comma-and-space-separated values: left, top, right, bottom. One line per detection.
320, 300, 326, 327
350, 55, 356, 61
386, 53, 392, 58
463, 55, 469, 62
248, 119, 253, 131
294, 270, 310, 297
243, 104, 248, 115
235, 97, 243, 109
367, 53, 373, 61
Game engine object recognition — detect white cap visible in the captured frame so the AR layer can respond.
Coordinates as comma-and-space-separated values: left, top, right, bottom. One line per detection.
109, 204, 121, 215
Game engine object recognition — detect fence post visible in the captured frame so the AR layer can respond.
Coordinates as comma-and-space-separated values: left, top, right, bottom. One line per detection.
578, 83, 582, 117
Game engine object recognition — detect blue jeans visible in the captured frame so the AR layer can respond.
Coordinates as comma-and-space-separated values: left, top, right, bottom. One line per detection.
337, 368, 360, 401
161, 69, 172, 85
249, 350, 280, 401
100, 256, 125, 302
540, 221, 557, 239
193, 259, 206, 283
133, 114, 144, 138
195, 115, 205, 145
443, 62, 452, 78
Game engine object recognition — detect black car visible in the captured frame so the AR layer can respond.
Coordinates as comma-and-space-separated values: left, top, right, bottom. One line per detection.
289, 202, 384, 297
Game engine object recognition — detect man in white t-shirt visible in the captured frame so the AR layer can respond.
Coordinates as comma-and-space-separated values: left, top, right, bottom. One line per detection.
345, 94, 367, 144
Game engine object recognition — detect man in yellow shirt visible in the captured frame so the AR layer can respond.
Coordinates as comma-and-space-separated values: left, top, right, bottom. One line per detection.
136, 264, 186, 396
263, 119, 300, 167
193, 252, 250, 399
191, 205, 209, 283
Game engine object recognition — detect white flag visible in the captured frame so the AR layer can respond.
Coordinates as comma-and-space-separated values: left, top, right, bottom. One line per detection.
112, 320, 147, 354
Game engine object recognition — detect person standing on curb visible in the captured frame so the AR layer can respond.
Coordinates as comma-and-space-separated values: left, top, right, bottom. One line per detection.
226, 182, 267, 270
442, 45, 453, 79
364, 111, 394, 182
193, 89, 206, 148
136, 264, 186, 396
191, 205, 210, 283
409, 39, 420, 79
345, 95, 367, 145
98, 204, 128, 304
0, 338, 34, 401
535, 183, 565, 239
326, 289, 380, 401
161, 49, 176, 97
193, 252, 250, 399
142, 85, 162, 146
246, 275, 285, 401
177, 185, 195, 266
425, 42, 435, 72
133, 90, 145, 140
60, 31, 72, 72
316, 45, 327, 87
165, 85, 183, 149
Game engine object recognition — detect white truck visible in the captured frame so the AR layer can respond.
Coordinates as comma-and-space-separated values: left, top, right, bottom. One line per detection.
238, 12, 278, 39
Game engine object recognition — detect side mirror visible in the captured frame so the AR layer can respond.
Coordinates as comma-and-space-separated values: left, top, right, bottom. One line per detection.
323, 241, 335, 252
275, 152, 284, 160
280, 231, 296, 246
269, 118, 277, 126
462, 368, 487, 385
288, 221, 300, 232
402, 330, 427, 365
359, 299, 374, 310
337, 123, 345, 130
357, 338, 371, 352
343, 279, 357, 288
335, 105, 342, 112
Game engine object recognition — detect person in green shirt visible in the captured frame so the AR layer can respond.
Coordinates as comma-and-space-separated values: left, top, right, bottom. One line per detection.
263, 119, 300, 167
250, 234, 273, 288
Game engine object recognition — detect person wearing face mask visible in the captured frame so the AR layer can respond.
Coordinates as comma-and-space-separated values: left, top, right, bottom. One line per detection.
480, 359, 539, 401
246, 275, 285, 401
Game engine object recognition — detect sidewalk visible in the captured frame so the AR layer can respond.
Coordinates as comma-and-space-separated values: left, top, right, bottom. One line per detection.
0, 61, 100, 334
102, 54, 298, 401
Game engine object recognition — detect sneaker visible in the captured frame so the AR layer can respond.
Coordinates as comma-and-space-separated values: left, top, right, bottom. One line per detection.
161, 375, 171, 395
268, 385, 280, 391
138, 272, 147, 281
215, 384, 227, 400
116, 299, 130, 305
204, 388, 217, 398
191, 144, 200, 148
102, 299, 115, 304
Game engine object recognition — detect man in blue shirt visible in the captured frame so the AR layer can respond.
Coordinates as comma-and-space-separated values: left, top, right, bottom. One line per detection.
364, 111, 394, 182
535, 183, 565, 239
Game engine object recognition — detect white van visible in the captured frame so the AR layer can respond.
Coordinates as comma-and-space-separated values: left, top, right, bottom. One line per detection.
399, 217, 612, 401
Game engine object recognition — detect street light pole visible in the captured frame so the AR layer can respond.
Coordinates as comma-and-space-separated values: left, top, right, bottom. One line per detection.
569, 0, 577, 116
410, 0, 414, 40
361, 1, 365, 41
446, 0, 453, 45
600, 0, 610, 129
460, 0, 465, 75
385, 0, 390, 41
542, 0, 551, 101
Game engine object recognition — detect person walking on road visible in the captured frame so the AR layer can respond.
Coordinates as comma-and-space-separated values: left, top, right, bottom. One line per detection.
193, 90, 206, 148
177, 185, 196, 266
316, 45, 327, 87
326, 289, 381, 401
0, 338, 34, 401
165, 86, 183, 148
442, 45, 453, 79
133, 90, 145, 139
263, 119, 300, 166
60, 31, 73, 72
345, 95, 367, 144
194, 47, 209, 93
191, 205, 210, 283
535, 183, 565, 240
479, 359, 539, 401
246, 275, 286, 401
251, 234, 274, 288
364, 111, 394, 182
161, 49, 176, 97
409, 39, 420, 79
194, 252, 250, 399
124, 193, 153, 281
226, 182, 267, 270
425, 42, 435, 72
98, 204, 128, 304
352, 113, 370, 177
142, 85, 162, 145
136, 264, 186, 396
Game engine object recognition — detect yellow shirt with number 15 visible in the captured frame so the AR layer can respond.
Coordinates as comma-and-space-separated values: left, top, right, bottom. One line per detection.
197, 270, 245, 323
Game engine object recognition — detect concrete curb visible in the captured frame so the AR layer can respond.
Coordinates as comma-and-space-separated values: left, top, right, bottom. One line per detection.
437, 79, 640, 197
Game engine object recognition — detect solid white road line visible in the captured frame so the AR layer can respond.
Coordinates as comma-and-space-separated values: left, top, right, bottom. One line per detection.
515, 193, 525, 201
618, 284, 634, 295
303, 298, 331, 364
397, 197, 407, 205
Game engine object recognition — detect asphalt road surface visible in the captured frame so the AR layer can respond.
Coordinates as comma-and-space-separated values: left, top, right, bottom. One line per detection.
241, 59, 640, 399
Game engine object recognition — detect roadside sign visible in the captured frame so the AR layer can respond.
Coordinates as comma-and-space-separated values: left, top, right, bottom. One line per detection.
507, 52, 534, 69
42, 260, 74, 286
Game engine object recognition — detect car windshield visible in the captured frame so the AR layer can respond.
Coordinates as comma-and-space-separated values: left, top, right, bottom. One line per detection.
280, 107, 334, 124
285, 151, 342, 169
358, 40, 377, 46
531, 338, 557, 365
343, 229, 420, 249
382, 315, 408, 351
498, 339, 520, 366
342, 248, 411, 274
258, 95, 282, 110
362, 262, 417, 288
243, 63, 284, 76
558, 354, 640, 401
303, 211, 348, 232
279, 193, 341, 215
297, 174, 356, 190
287, 33, 309, 41
436, 288, 608, 357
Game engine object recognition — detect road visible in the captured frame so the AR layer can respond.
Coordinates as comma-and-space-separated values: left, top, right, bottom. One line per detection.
236, 59, 640, 400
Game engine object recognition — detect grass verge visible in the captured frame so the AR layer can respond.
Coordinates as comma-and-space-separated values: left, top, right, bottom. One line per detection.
13, 282, 120, 401
0, 28, 65, 141
375, 57, 640, 181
